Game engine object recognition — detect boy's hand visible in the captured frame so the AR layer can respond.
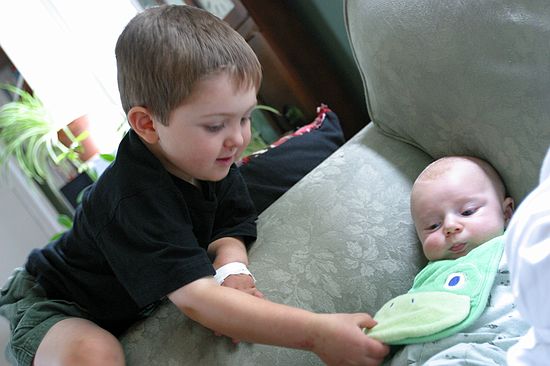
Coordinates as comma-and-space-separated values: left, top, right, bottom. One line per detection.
222, 273, 263, 298
309, 313, 389, 366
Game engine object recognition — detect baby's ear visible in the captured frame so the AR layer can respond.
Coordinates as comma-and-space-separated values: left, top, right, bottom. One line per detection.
127, 106, 159, 144
503, 197, 515, 227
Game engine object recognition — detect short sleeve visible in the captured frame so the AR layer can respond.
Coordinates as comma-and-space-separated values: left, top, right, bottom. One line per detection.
212, 165, 257, 246
98, 186, 215, 308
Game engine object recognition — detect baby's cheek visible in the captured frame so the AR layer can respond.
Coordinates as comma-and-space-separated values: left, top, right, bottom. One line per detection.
422, 239, 443, 260
475, 223, 505, 244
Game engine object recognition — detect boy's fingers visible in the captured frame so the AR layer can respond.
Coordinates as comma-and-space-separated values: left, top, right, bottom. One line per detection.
357, 313, 377, 329
366, 338, 390, 359
252, 288, 264, 298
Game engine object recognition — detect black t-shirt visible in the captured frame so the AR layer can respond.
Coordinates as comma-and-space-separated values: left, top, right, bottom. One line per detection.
26, 130, 257, 333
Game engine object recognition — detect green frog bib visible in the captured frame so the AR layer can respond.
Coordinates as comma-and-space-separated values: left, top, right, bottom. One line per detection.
366, 235, 504, 344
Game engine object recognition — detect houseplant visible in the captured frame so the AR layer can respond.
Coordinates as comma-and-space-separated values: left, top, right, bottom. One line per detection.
0, 83, 89, 187
0, 83, 98, 216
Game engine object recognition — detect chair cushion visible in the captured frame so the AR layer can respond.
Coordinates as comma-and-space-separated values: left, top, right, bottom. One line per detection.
345, 0, 550, 202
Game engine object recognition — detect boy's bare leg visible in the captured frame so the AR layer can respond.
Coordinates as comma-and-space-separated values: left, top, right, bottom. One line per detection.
33, 318, 124, 366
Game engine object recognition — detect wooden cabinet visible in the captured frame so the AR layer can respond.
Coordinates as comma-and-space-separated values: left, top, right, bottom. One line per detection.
238, 1, 369, 138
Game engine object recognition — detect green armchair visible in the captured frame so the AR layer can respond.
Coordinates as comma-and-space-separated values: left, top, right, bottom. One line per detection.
121, 0, 550, 364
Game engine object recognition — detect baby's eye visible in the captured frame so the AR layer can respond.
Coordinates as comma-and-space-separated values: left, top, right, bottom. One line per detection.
240, 116, 251, 125
426, 222, 441, 231
461, 207, 478, 216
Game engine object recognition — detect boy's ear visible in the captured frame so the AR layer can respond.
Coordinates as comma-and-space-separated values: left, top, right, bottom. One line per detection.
503, 197, 515, 227
127, 106, 159, 144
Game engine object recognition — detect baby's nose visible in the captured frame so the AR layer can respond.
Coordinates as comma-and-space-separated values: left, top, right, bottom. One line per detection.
444, 219, 463, 236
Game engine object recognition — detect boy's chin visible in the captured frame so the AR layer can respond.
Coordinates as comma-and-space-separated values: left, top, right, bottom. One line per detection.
201, 168, 232, 182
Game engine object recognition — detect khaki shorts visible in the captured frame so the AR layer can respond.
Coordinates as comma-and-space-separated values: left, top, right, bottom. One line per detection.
0, 268, 91, 366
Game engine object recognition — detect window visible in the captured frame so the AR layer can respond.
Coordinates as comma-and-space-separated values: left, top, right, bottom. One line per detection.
0, 0, 138, 155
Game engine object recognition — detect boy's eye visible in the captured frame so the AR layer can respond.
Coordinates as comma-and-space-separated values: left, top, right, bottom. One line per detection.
426, 223, 441, 231
205, 124, 224, 133
241, 116, 251, 125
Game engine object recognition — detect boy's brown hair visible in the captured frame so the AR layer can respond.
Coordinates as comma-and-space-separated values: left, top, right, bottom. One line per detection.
115, 5, 262, 125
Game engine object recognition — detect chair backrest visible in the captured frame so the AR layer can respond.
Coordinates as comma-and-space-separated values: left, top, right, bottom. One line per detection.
345, 0, 550, 203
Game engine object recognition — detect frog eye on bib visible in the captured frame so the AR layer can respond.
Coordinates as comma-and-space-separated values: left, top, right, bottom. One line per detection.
444, 272, 466, 290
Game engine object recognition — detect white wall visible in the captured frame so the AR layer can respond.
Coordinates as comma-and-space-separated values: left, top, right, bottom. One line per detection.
0, 158, 61, 366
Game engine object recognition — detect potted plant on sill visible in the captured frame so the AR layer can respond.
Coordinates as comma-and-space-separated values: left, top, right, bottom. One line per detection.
0, 83, 95, 214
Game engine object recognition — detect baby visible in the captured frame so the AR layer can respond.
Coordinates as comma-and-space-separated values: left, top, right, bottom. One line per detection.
411, 156, 513, 261
368, 156, 529, 365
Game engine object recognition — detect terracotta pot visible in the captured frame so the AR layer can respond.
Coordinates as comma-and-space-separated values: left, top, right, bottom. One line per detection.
57, 114, 99, 162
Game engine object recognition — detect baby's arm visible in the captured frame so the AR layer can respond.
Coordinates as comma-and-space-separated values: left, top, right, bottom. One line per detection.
168, 278, 389, 366
207, 237, 262, 298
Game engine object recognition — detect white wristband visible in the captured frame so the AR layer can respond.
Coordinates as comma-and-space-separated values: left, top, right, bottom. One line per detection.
214, 262, 256, 285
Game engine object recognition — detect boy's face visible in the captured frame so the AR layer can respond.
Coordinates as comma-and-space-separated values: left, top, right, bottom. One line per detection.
153, 72, 256, 183
411, 161, 513, 261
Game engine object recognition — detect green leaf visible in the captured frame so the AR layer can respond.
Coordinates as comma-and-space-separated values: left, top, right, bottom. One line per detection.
57, 214, 73, 228
76, 187, 87, 204
49, 232, 65, 241
254, 104, 281, 115
99, 153, 115, 162
74, 130, 90, 142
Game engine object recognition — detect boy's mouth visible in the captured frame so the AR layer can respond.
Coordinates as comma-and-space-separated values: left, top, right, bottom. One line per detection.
216, 155, 234, 165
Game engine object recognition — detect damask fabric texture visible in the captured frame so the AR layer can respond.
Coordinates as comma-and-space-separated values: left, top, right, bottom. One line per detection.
506, 147, 550, 365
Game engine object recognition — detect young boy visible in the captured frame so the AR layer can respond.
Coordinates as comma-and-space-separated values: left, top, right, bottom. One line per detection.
0, 5, 389, 366
367, 156, 528, 364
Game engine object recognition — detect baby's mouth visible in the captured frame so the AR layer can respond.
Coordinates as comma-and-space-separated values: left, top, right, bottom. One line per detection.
450, 243, 467, 253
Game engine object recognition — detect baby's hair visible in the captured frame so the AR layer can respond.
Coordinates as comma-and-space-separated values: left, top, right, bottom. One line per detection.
414, 156, 508, 199
115, 5, 262, 125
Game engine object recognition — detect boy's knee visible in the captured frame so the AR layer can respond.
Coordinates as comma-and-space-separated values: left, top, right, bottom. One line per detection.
37, 323, 125, 366
63, 335, 124, 366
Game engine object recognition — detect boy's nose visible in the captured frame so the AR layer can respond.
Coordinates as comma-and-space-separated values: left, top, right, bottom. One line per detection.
225, 126, 244, 148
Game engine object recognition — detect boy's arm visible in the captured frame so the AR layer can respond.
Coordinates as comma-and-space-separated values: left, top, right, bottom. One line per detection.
208, 236, 249, 268
168, 278, 389, 366
207, 237, 262, 297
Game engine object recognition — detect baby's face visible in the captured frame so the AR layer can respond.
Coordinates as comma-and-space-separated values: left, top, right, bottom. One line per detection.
411, 161, 512, 261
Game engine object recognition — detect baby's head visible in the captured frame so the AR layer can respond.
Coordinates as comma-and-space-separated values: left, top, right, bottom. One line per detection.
115, 5, 262, 126
411, 156, 514, 261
